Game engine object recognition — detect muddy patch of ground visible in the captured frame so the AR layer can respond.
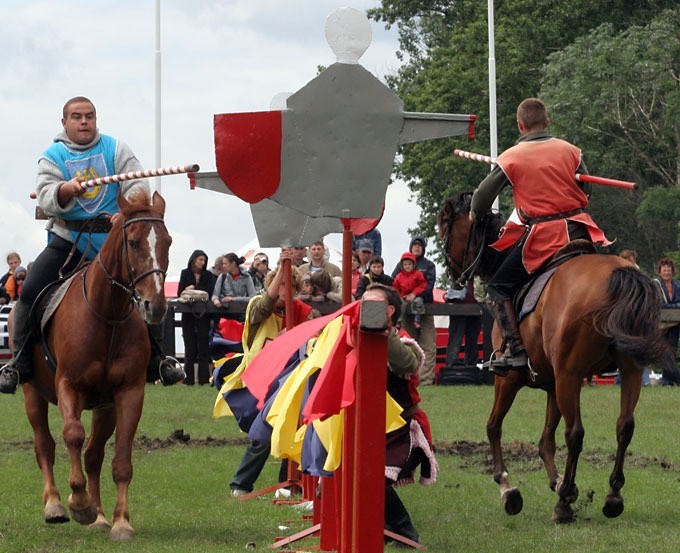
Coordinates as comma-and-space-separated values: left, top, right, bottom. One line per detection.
434, 438, 678, 474
4, 430, 678, 476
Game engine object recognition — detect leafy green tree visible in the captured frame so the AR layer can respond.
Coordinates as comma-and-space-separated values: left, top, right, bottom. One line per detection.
368, 1, 677, 269
636, 187, 680, 267
541, 9, 680, 269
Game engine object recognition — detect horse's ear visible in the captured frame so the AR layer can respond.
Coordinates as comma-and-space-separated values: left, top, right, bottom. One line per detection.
151, 191, 166, 216
117, 188, 131, 214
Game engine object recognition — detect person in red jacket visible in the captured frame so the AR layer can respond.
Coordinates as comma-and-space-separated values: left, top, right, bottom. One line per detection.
392, 252, 428, 327
470, 98, 610, 375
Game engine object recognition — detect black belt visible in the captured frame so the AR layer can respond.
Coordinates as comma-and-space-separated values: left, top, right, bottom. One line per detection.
53, 217, 112, 233
519, 208, 584, 226
401, 404, 421, 419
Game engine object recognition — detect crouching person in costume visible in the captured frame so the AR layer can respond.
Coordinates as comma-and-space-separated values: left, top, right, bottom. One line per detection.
363, 283, 439, 545
470, 97, 610, 376
0, 96, 183, 394
212, 249, 319, 497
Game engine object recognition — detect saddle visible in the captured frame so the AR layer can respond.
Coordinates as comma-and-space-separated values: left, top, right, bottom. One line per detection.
33, 273, 82, 373
516, 239, 596, 321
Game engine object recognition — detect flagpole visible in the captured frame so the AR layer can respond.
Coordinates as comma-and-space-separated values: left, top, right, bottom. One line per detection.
154, 0, 162, 193
488, 0, 498, 211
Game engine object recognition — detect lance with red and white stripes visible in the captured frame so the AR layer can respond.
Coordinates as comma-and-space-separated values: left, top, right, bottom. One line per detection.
453, 148, 637, 190
30, 164, 200, 199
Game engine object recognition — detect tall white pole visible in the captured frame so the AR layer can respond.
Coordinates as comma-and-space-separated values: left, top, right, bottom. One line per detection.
154, 0, 162, 193
488, 0, 499, 211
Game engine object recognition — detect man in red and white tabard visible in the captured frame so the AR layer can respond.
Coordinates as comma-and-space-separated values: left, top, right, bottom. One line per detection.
470, 98, 611, 374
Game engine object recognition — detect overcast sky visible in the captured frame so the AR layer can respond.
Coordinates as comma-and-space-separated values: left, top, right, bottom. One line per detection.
0, 1, 444, 278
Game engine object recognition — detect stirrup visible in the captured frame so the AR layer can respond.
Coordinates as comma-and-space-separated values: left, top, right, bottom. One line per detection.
158, 356, 186, 386
485, 349, 528, 377
0, 365, 20, 395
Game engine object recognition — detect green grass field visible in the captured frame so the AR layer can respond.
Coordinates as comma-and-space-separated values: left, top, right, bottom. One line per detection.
1, 383, 679, 552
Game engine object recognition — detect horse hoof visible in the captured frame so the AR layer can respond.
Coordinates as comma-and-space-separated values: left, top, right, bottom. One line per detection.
110, 520, 135, 541
89, 514, 112, 530
44, 502, 70, 524
69, 504, 98, 525
551, 501, 576, 523
502, 488, 523, 515
602, 494, 624, 518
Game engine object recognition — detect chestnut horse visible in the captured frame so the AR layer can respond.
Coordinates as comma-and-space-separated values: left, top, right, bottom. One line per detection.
19, 189, 171, 540
438, 192, 666, 522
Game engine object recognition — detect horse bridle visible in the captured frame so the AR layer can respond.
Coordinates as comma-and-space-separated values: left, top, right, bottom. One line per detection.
442, 197, 490, 289
121, 216, 168, 290
83, 215, 167, 325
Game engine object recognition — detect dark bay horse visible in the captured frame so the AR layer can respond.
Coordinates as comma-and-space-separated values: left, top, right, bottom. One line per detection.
438, 192, 666, 522
20, 189, 171, 540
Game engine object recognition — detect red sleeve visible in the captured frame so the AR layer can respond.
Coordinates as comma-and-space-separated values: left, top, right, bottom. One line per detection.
412, 271, 428, 296
292, 298, 313, 325
392, 273, 406, 296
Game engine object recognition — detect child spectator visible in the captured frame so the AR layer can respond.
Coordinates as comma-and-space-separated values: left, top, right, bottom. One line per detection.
297, 273, 313, 300
1, 253, 23, 303
392, 252, 428, 327
350, 251, 363, 295
298, 270, 342, 303
13, 267, 27, 299
308, 270, 332, 302
354, 255, 393, 299
5, 265, 27, 302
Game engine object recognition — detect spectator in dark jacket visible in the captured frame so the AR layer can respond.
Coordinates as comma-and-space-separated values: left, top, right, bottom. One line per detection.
178, 250, 216, 385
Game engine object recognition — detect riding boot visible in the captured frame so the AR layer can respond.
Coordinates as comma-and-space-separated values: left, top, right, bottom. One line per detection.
488, 300, 528, 376
384, 483, 420, 545
147, 322, 186, 386
0, 300, 34, 394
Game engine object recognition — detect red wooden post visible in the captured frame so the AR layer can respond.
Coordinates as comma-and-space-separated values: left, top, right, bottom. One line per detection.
282, 257, 294, 331
342, 216, 353, 306
339, 407, 356, 553
351, 303, 388, 551
338, 214, 355, 552
318, 476, 338, 550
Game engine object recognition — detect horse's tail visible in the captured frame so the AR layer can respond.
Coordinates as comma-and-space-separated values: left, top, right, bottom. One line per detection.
590, 266, 667, 366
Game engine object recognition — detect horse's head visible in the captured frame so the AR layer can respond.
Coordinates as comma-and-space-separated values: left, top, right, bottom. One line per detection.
116, 189, 172, 325
437, 191, 505, 285
437, 192, 474, 283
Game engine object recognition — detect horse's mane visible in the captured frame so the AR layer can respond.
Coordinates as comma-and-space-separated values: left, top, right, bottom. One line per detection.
438, 191, 506, 284
123, 187, 153, 213
437, 192, 472, 234
103, 188, 157, 243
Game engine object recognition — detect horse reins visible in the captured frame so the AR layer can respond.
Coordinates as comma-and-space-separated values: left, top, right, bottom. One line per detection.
454, 216, 492, 288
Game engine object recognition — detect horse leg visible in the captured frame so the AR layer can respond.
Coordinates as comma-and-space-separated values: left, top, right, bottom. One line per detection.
603, 360, 642, 518
23, 385, 69, 523
109, 385, 144, 541
487, 374, 524, 515
538, 387, 562, 492
552, 377, 584, 523
84, 406, 117, 530
56, 380, 98, 525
